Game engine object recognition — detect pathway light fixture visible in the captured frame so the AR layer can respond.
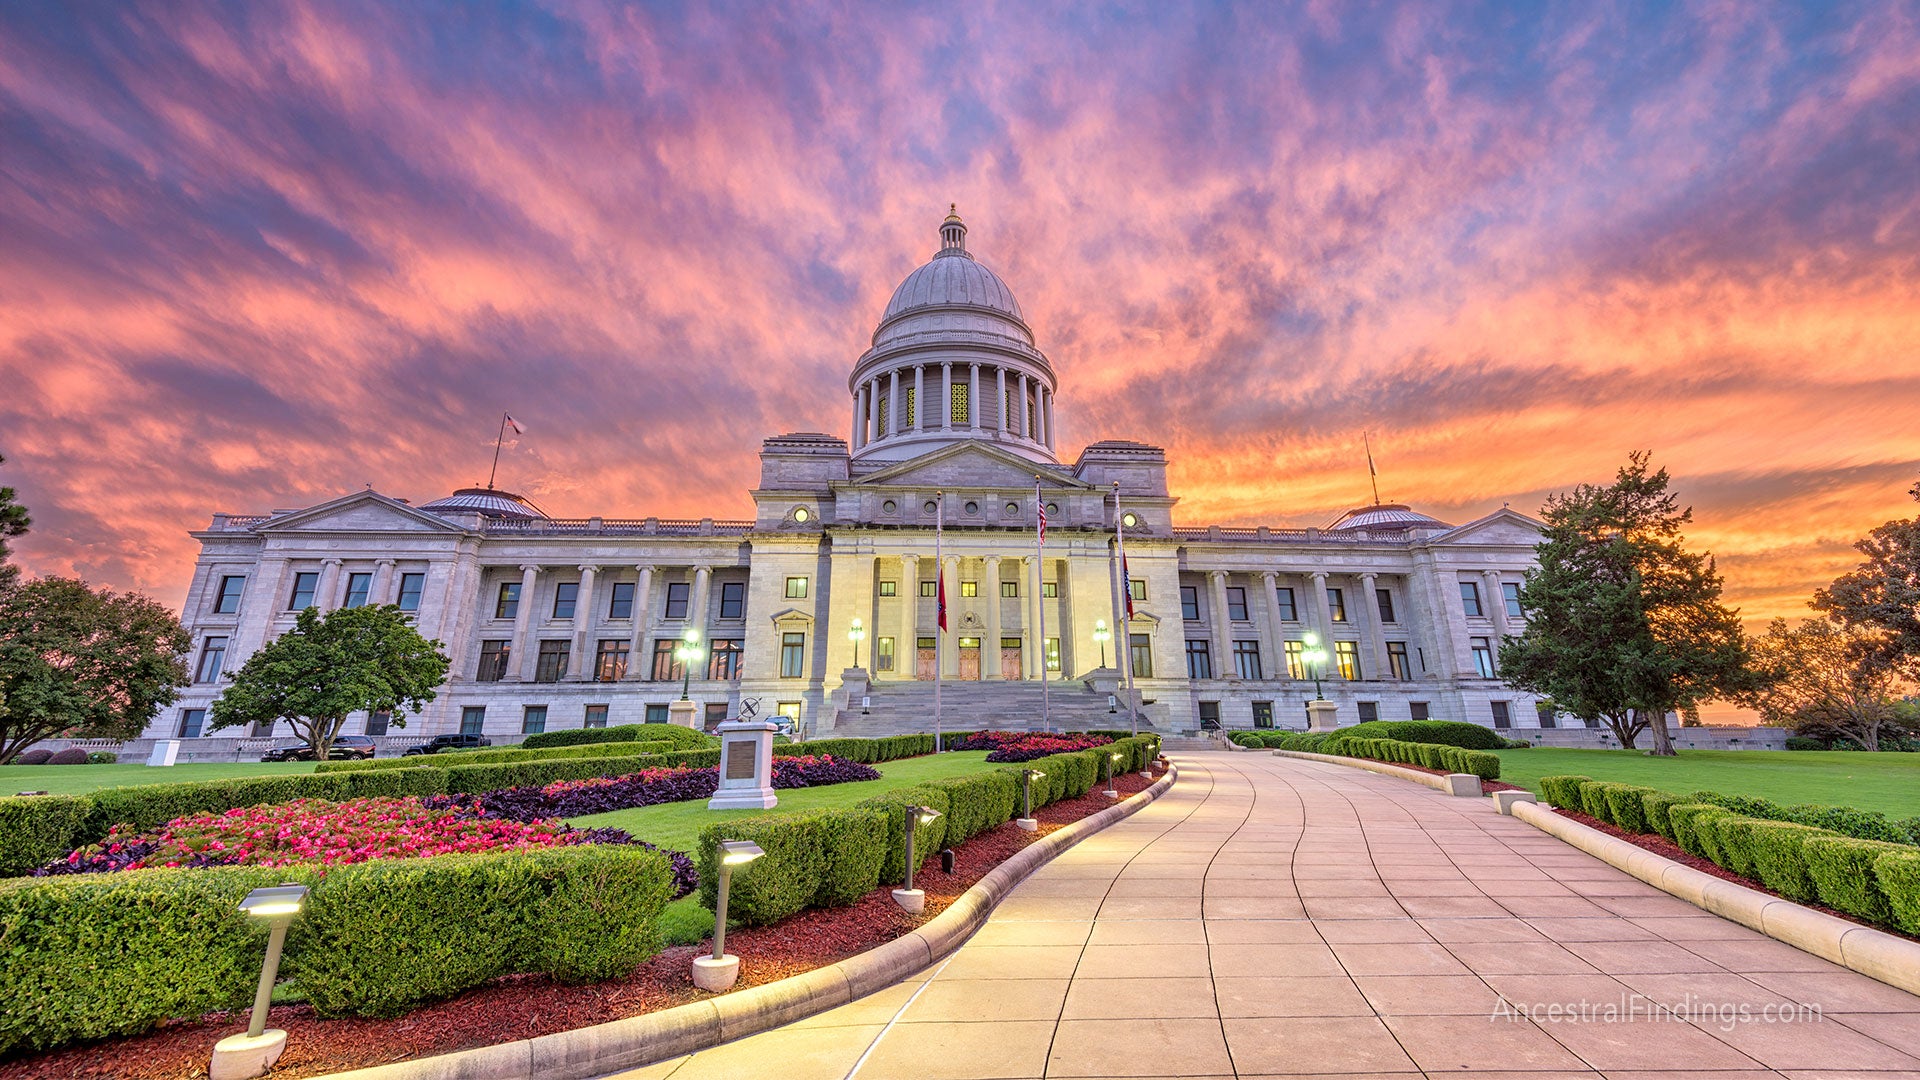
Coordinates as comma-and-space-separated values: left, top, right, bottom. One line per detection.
891, 804, 942, 913
848, 617, 866, 668
676, 628, 703, 700
210, 884, 308, 1080
693, 839, 764, 991
1104, 751, 1123, 798
1016, 768, 1047, 830
1093, 619, 1110, 667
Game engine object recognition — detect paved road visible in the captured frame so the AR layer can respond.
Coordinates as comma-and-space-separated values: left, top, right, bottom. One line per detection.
610, 752, 1920, 1079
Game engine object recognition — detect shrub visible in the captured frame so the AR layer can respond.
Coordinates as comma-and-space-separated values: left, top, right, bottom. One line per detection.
1782, 803, 1910, 844
520, 723, 714, 751
1641, 791, 1690, 840
1228, 732, 1265, 748
856, 786, 951, 884
318, 738, 683, 773
85, 752, 117, 765
1538, 775, 1593, 809
1317, 719, 1508, 750
1899, 816, 1920, 846
1709, 815, 1766, 878
1576, 782, 1614, 822
1740, 820, 1826, 902
695, 808, 887, 925
1602, 785, 1660, 835
46, 749, 89, 766
12, 750, 53, 766
1785, 735, 1828, 751
930, 770, 1019, 845
440, 749, 722, 795
1873, 849, 1920, 935
1668, 803, 1730, 860
1802, 836, 1911, 923
1451, 749, 1500, 780
0, 796, 92, 877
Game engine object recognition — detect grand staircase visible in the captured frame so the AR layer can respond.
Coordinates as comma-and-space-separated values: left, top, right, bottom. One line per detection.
826, 678, 1157, 738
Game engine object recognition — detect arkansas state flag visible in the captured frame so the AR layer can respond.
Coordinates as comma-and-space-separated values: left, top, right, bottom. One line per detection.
936, 572, 948, 631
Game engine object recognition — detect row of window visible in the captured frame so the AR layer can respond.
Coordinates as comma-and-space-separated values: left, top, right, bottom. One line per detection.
1178, 582, 1524, 626
1180, 636, 1501, 681
208, 570, 428, 616
1460, 580, 1524, 620
1227, 698, 1568, 729
175, 708, 393, 738
881, 579, 1061, 598
456, 701, 806, 736
494, 580, 748, 622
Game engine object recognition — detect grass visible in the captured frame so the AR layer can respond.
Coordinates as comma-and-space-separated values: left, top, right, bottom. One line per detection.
1495, 748, 1920, 817
1, 760, 319, 797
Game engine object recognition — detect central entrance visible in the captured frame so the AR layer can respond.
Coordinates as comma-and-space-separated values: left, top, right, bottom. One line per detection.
1001, 636, 1022, 680
915, 636, 936, 680
958, 637, 981, 680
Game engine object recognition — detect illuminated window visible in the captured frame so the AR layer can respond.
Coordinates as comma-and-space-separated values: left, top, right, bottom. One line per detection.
785, 577, 808, 599
1285, 640, 1306, 679
1001, 580, 1018, 598
709, 638, 743, 680
1128, 579, 1147, 601
879, 580, 896, 597
1335, 641, 1360, 680
960, 581, 978, 597
1327, 588, 1347, 623
494, 582, 520, 620
876, 398, 889, 437
1129, 633, 1153, 678
595, 640, 629, 681
906, 387, 917, 427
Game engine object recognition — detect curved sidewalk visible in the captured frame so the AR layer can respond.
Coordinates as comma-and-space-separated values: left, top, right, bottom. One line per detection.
605, 752, 1920, 1079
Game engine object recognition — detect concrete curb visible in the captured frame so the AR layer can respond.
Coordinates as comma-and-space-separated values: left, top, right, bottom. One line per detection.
1272, 748, 1483, 796
320, 764, 1180, 1080
1510, 800, 1920, 999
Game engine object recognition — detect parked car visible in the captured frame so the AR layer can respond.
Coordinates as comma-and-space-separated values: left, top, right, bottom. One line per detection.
402, 733, 493, 756
259, 735, 378, 762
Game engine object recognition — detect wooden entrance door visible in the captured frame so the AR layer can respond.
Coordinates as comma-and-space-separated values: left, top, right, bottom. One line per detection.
958, 638, 981, 681
1001, 647, 1022, 680
916, 646, 937, 680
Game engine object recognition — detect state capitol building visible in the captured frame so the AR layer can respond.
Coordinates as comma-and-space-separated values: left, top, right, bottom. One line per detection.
146, 209, 1561, 752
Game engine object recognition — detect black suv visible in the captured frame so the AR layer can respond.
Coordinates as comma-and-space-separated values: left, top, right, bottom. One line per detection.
403, 733, 493, 756
260, 735, 378, 762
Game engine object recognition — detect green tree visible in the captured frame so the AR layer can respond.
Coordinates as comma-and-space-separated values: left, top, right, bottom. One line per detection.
0, 453, 30, 592
0, 577, 189, 764
1742, 618, 1911, 750
1499, 452, 1756, 755
209, 604, 449, 759
1814, 483, 1920, 679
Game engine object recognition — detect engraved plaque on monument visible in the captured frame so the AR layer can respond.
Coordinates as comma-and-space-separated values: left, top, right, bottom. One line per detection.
708, 719, 778, 810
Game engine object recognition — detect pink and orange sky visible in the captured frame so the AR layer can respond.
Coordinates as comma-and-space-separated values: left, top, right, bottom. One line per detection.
2, 1, 1917, 634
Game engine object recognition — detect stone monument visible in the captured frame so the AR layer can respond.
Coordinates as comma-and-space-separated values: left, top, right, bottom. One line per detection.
707, 719, 779, 810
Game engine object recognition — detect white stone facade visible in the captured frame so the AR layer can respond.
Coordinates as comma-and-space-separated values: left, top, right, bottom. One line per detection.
147, 213, 1572, 750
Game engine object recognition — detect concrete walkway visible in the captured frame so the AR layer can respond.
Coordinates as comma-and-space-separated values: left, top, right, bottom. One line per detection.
608, 752, 1920, 1079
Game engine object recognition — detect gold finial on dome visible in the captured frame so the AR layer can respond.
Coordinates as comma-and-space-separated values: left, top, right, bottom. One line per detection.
945, 202, 961, 221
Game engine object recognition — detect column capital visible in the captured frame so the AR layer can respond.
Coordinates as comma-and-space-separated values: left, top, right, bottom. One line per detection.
1260, 570, 1278, 583
520, 563, 542, 575
577, 564, 600, 575
374, 558, 396, 569
1310, 570, 1329, 582
1207, 569, 1228, 582
984, 553, 1002, 566
322, 558, 344, 568
1359, 571, 1378, 583
901, 552, 920, 563
636, 563, 655, 575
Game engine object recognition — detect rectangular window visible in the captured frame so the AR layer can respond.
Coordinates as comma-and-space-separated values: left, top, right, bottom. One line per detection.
1198, 701, 1220, 730
950, 381, 969, 424
1252, 701, 1274, 729
461, 706, 486, 735
705, 702, 729, 728
1357, 701, 1380, 723
608, 581, 635, 620
1275, 586, 1297, 621
917, 636, 935, 649
213, 575, 245, 614
1491, 701, 1512, 729
397, 572, 425, 612
1410, 701, 1430, 721
1536, 702, 1556, 729
708, 638, 743, 680
1000, 580, 1018, 598
1042, 581, 1058, 598
1180, 585, 1201, 621
1001, 636, 1022, 650
1327, 588, 1347, 623
343, 572, 372, 609
1502, 581, 1524, 619
876, 636, 895, 671
522, 705, 548, 735
1185, 639, 1213, 679
958, 636, 981, 650
585, 704, 609, 729
552, 581, 579, 620
535, 640, 569, 683
477, 640, 511, 682
1233, 640, 1262, 680
195, 636, 228, 683
288, 571, 319, 610
720, 582, 746, 619
1284, 640, 1306, 679
651, 639, 680, 681
1471, 637, 1496, 678
177, 708, 205, 738
1335, 640, 1361, 680
495, 582, 520, 620
960, 581, 978, 598
664, 582, 690, 619
645, 703, 670, 724
595, 639, 629, 681
780, 632, 806, 678
920, 580, 937, 597
365, 710, 390, 736
1129, 633, 1153, 678
879, 580, 896, 597
1386, 641, 1411, 680
1045, 637, 1061, 672
1128, 579, 1146, 602
1226, 587, 1248, 621
1376, 588, 1395, 624
1460, 581, 1483, 618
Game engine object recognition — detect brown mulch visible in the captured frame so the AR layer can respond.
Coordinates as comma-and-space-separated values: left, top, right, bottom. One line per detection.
1548, 806, 1920, 944
1, 767, 1167, 1080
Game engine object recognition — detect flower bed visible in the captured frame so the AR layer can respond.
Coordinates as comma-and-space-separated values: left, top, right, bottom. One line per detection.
946, 730, 1113, 763
430, 754, 881, 821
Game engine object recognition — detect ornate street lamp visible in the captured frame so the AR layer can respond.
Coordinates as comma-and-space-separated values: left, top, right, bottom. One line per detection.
848, 617, 866, 669
1302, 631, 1329, 700
676, 628, 703, 700
1093, 619, 1110, 667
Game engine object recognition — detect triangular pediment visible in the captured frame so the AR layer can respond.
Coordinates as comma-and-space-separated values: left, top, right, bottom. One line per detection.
852, 444, 1092, 492
1426, 508, 1546, 548
254, 491, 467, 535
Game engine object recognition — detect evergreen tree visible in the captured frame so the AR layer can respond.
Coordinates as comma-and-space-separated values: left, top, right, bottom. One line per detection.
0, 453, 29, 592
1499, 452, 1755, 754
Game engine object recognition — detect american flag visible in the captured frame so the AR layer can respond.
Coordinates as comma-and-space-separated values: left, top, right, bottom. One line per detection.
1036, 481, 1047, 543
1122, 552, 1135, 619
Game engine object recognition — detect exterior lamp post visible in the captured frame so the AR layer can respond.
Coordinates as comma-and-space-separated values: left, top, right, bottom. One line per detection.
693, 839, 764, 991
1093, 619, 1110, 667
1016, 768, 1047, 830
1104, 751, 1123, 798
1301, 631, 1329, 700
848, 617, 866, 669
676, 628, 703, 701
211, 884, 309, 1080
891, 804, 943, 913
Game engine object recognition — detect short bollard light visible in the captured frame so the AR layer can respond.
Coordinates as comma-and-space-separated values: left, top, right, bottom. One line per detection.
1140, 741, 1156, 779
210, 883, 308, 1080
693, 839, 764, 992
1104, 751, 1123, 798
891, 804, 942, 913
1016, 768, 1047, 831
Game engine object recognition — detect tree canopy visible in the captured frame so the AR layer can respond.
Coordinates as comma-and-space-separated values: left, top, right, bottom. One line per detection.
1814, 484, 1920, 680
0, 577, 189, 764
0, 453, 30, 592
1742, 618, 1912, 751
208, 604, 449, 758
1498, 452, 1755, 754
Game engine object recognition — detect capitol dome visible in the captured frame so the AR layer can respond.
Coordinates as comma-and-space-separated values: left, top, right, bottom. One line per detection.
419, 487, 548, 521
849, 208, 1058, 467
1327, 503, 1450, 535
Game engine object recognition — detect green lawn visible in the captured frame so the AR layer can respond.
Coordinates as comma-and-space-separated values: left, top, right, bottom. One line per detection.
567, 750, 1002, 852
2, 760, 319, 797
1494, 748, 1920, 817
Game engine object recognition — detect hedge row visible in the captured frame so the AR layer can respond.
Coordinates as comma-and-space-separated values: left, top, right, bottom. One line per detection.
520, 723, 716, 751
0, 843, 674, 1054
772, 733, 935, 764
317, 738, 682, 773
1321, 736, 1501, 780
1542, 774, 1920, 935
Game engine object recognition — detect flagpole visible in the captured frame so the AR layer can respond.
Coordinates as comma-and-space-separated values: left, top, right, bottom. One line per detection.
934, 490, 944, 753
1365, 431, 1381, 505
1113, 482, 1140, 737
487, 412, 508, 489
1035, 477, 1050, 734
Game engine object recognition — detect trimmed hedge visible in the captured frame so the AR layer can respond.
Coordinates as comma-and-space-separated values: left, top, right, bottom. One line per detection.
1876, 850, 1920, 934
857, 786, 952, 884
1311, 736, 1500, 780
0, 843, 675, 1051
1803, 836, 1911, 923
1667, 803, 1730, 861
695, 808, 888, 925
0, 796, 92, 877
1641, 790, 1690, 840
521, 723, 714, 750
773, 734, 934, 764
1601, 784, 1661, 835
930, 770, 1019, 846
1538, 774, 1593, 809
317, 738, 681, 773
1320, 720, 1508, 751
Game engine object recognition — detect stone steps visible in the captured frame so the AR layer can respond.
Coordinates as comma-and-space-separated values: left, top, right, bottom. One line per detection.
828, 679, 1154, 737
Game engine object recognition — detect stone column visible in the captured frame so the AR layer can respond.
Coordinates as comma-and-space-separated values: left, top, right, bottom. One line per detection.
1261, 571, 1289, 682
898, 554, 918, 680
511, 564, 540, 680
371, 559, 397, 605
690, 565, 714, 640
1207, 570, 1233, 679
969, 363, 981, 430
941, 362, 953, 429
889, 372, 902, 439
1016, 373, 1029, 437
569, 565, 599, 679
1025, 554, 1042, 679
625, 565, 655, 680
316, 559, 344, 612
1483, 570, 1510, 639
984, 554, 1003, 678
914, 366, 925, 431
941, 555, 961, 677
1359, 572, 1389, 680
852, 384, 865, 448
1045, 388, 1055, 448
996, 367, 1008, 432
